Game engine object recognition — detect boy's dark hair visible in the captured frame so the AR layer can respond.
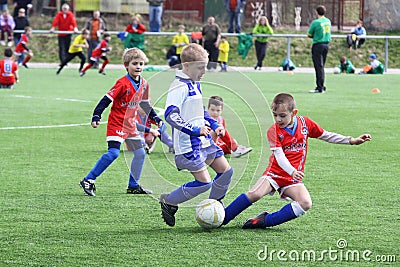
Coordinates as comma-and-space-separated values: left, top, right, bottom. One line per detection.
316, 5, 326, 16
24, 26, 32, 32
103, 32, 110, 38
271, 93, 296, 112
82, 28, 89, 35
208, 95, 224, 108
4, 48, 12, 57
340, 56, 347, 64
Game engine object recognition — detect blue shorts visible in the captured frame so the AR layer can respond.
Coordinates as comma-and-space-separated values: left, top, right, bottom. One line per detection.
175, 144, 224, 172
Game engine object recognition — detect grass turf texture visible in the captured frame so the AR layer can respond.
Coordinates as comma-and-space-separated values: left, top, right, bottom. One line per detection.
1, 68, 399, 266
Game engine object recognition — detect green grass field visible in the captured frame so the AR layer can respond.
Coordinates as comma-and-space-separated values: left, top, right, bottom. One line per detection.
1, 68, 399, 266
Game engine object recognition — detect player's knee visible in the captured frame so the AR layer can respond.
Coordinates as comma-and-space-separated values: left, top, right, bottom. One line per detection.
106, 148, 120, 161
245, 190, 263, 203
133, 147, 146, 159
299, 199, 312, 211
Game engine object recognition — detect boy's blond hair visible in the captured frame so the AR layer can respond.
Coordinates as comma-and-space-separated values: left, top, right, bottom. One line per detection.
122, 48, 149, 64
271, 93, 296, 112
180, 43, 208, 63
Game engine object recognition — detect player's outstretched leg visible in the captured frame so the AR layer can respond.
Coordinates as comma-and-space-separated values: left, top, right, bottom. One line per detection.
159, 193, 178, 227
242, 202, 306, 229
223, 193, 253, 225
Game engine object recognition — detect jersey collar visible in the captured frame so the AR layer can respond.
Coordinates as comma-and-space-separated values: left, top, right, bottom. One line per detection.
283, 116, 298, 136
126, 74, 142, 92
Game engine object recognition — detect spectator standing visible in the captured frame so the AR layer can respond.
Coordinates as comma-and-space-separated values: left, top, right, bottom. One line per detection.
13, 0, 32, 18
217, 36, 229, 71
146, 0, 164, 32
202, 16, 220, 71
0, 0, 8, 12
49, 3, 79, 65
13, 8, 28, 46
85, 10, 106, 68
0, 9, 15, 46
347, 20, 366, 50
224, 0, 246, 33
124, 15, 146, 50
252, 15, 273, 70
307, 5, 331, 93
172, 24, 189, 64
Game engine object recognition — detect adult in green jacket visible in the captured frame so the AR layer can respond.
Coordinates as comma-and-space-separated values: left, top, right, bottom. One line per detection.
252, 16, 273, 70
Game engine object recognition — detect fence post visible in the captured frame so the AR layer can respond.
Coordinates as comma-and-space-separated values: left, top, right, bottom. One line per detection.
385, 37, 388, 72
287, 36, 291, 60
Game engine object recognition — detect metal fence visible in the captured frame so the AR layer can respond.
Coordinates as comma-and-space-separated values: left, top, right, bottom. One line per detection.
16, 30, 400, 71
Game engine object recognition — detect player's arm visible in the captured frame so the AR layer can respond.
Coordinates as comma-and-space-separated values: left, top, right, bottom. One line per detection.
91, 95, 112, 128
273, 148, 303, 181
204, 108, 224, 137
136, 122, 159, 137
318, 131, 371, 145
165, 105, 207, 136
139, 101, 163, 127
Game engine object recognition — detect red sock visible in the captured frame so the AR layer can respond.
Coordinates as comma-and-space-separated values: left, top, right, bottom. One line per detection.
81, 63, 92, 73
100, 59, 110, 72
22, 56, 31, 64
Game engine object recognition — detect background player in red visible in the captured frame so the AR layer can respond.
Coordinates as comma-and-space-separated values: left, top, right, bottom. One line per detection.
207, 96, 252, 158
223, 93, 371, 228
0, 48, 18, 89
80, 32, 112, 76
80, 48, 164, 196
14, 26, 33, 68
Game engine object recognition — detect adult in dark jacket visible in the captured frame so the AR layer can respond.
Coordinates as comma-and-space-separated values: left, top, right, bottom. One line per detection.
13, 0, 32, 18
13, 8, 29, 45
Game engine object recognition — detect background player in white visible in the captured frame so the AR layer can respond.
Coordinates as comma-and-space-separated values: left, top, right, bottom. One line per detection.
159, 43, 233, 227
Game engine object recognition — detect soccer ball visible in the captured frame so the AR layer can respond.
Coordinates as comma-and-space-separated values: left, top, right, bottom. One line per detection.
195, 199, 225, 229
333, 67, 341, 74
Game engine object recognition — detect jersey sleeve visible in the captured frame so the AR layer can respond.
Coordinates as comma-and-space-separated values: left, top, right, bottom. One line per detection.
304, 116, 324, 138
267, 124, 281, 150
106, 80, 123, 101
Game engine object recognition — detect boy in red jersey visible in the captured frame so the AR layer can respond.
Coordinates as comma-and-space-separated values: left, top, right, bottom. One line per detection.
80, 48, 164, 196
80, 32, 112, 76
0, 48, 18, 89
14, 26, 33, 68
223, 93, 371, 228
207, 96, 252, 158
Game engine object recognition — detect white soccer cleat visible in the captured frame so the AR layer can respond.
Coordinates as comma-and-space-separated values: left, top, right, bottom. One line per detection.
231, 145, 252, 158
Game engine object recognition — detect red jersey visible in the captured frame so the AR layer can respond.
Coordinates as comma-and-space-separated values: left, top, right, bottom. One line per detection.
15, 34, 29, 54
125, 23, 146, 34
264, 116, 324, 179
51, 11, 77, 37
90, 39, 109, 59
0, 58, 18, 85
106, 75, 149, 142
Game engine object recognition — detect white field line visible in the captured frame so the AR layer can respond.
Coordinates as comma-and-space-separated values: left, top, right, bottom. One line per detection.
12, 94, 92, 103
0, 122, 97, 130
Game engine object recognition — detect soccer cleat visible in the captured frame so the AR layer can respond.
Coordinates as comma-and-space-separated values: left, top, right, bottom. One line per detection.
159, 193, 178, 227
242, 211, 268, 229
79, 71, 85, 77
22, 63, 29, 69
231, 145, 253, 158
308, 89, 325, 93
79, 179, 96, 196
126, 185, 153, 194
99, 70, 106, 75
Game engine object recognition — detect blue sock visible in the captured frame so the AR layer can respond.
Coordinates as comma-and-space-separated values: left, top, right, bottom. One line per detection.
128, 147, 146, 188
209, 168, 233, 200
166, 180, 212, 205
223, 193, 253, 225
264, 203, 297, 227
86, 148, 120, 180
